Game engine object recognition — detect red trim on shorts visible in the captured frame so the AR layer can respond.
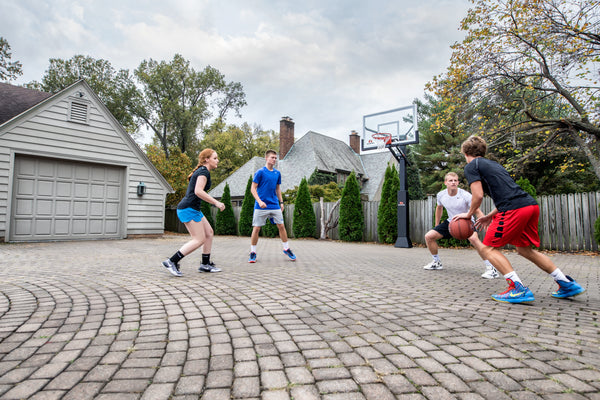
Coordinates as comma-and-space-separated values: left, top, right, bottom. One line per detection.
483, 205, 540, 248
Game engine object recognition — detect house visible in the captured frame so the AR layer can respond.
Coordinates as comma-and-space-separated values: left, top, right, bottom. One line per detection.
0, 80, 173, 242
209, 117, 398, 204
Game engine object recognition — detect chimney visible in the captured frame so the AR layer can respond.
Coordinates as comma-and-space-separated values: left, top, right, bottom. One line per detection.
349, 130, 360, 154
279, 116, 294, 159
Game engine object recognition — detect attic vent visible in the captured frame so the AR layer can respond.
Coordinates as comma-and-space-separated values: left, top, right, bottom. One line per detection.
69, 101, 89, 124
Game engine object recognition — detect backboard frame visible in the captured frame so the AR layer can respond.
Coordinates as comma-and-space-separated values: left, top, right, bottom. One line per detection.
362, 104, 418, 151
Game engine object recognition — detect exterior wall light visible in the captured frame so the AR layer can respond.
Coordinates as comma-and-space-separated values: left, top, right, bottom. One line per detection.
137, 182, 146, 196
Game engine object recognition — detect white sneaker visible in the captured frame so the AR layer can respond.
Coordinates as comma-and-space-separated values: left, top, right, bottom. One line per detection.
481, 265, 499, 279
162, 259, 183, 277
198, 262, 222, 273
423, 260, 443, 270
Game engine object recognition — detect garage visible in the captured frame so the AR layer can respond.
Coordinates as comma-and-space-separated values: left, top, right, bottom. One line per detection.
10, 155, 125, 242
0, 80, 173, 242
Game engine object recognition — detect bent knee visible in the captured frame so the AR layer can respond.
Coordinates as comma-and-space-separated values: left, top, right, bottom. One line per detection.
425, 231, 439, 241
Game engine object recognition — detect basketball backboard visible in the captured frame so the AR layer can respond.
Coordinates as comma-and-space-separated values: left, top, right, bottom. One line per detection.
362, 105, 418, 151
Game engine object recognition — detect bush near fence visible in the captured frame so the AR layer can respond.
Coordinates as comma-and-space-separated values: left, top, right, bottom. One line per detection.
165, 192, 600, 252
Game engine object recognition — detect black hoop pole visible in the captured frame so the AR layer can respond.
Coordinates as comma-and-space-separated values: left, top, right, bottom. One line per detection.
389, 144, 412, 248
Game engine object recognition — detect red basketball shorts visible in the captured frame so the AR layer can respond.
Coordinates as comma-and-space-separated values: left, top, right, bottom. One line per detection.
483, 205, 540, 248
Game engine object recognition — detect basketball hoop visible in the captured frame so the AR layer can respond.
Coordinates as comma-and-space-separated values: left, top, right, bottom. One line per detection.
372, 132, 392, 149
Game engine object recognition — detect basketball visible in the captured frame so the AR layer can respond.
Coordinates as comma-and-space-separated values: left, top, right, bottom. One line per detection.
449, 218, 475, 240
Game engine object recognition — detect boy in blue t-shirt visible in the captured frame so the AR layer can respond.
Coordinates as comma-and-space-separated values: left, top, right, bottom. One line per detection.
248, 150, 296, 263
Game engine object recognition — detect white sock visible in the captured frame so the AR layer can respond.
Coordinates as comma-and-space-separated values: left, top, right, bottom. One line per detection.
484, 260, 493, 267
282, 242, 289, 250
504, 271, 522, 284
251, 245, 256, 253
550, 268, 569, 283
432, 254, 441, 262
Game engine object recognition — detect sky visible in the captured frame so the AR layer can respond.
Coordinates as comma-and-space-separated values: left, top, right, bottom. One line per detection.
2, 0, 472, 147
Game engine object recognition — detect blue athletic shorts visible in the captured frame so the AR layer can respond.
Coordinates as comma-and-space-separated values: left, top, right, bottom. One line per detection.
177, 208, 204, 223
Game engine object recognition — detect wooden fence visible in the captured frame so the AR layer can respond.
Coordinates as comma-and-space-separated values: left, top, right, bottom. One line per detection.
165, 192, 600, 252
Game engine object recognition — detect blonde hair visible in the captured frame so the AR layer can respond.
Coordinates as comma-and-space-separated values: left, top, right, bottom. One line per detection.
444, 172, 459, 181
188, 148, 215, 180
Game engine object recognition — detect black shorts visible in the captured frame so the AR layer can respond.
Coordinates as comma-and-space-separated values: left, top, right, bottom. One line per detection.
432, 220, 453, 239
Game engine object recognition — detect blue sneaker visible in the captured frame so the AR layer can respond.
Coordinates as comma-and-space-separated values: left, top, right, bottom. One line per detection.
283, 248, 296, 261
248, 252, 257, 263
491, 279, 535, 303
551, 276, 585, 298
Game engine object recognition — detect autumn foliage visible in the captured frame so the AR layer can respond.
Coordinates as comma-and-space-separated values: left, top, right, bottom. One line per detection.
144, 144, 192, 207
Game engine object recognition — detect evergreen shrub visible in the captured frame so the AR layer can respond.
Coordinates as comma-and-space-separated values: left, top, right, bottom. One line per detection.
338, 171, 363, 242
293, 177, 316, 238
238, 176, 254, 236
215, 183, 237, 235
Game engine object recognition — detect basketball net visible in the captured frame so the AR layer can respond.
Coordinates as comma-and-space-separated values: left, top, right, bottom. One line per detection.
372, 132, 392, 150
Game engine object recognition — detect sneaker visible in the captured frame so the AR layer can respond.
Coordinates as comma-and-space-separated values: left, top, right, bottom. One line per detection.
248, 252, 257, 263
162, 259, 182, 277
423, 260, 443, 270
491, 279, 535, 303
199, 262, 222, 273
551, 276, 585, 298
481, 265, 500, 279
283, 248, 296, 261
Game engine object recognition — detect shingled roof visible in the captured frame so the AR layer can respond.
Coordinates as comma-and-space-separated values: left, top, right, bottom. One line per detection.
210, 130, 396, 201
278, 131, 366, 191
0, 83, 52, 125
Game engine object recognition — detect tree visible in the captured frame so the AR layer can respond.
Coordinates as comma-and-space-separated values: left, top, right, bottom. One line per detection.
201, 200, 215, 228
413, 93, 473, 195
200, 121, 278, 186
293, 178, 316, 238
516, 177, 537, 198
215, 183, 236, 235
0, 37, 22, 81
308, 169, 336, 185
378, 165, 400, 244
144, 144, 192, 207
26, 55, 139, 134
238, 176, 254, 236
134, 54, 247, 159
417, 83, 599, 195
406, 147, 424, 200
338, 171, 363, 242
319, 197, 341, 240
430, 0, 600, 180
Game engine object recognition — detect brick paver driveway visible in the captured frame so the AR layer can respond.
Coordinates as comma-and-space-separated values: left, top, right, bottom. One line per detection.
0, 235, 599, 399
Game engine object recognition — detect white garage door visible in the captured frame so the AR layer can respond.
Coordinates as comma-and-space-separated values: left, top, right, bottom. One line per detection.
10, 155, 125, 242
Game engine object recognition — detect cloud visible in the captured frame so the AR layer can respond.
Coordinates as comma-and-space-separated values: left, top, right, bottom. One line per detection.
2, 0, 471, 144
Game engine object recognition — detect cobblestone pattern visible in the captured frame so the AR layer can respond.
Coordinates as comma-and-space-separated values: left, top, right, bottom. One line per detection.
0, 235, 599, 399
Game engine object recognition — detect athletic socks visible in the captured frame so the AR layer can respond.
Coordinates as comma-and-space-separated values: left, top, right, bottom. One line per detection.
504, 271, 522, 284
250, 245, 257, 253
282, 242, 290, 251
170, 250, 185, 264
550, 268, 569, 283
432, 254, 441, 262
202, 253, 211, 265
484, 260, 493, 267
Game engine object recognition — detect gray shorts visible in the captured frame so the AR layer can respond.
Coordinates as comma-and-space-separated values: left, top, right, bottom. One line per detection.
253, 209, 284, 226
